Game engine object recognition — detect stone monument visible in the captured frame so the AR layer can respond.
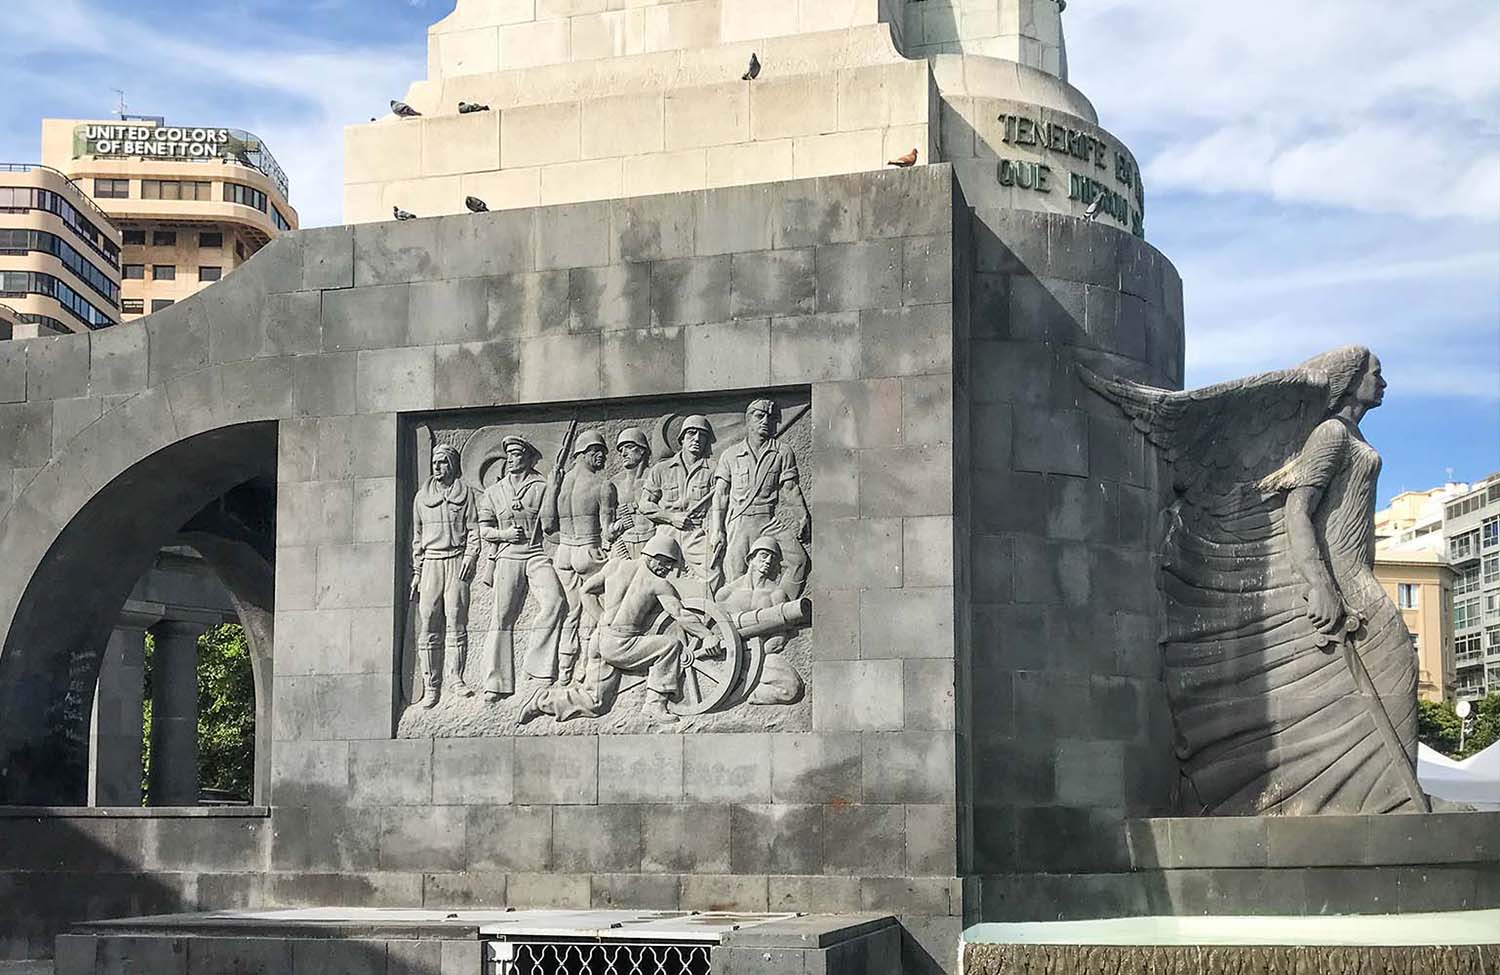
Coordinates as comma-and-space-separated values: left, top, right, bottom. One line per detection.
0, 2, 1496, 974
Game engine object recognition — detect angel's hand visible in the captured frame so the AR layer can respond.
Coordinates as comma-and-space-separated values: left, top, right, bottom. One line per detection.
1306, 583, 1344, 634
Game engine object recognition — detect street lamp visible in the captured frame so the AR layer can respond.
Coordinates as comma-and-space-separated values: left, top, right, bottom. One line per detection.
1457, 698, 1472, 753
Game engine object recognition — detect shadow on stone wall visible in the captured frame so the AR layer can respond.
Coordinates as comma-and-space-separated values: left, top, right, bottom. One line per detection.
960, 202, 1183, 923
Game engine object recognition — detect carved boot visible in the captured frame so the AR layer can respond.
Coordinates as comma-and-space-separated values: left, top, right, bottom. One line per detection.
415, 647, 440, 709
641, 689, 678, 724
446, 632, 475, 697
517, 687, 549, 725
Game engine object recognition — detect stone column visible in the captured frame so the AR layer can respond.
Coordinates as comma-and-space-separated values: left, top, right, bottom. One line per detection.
147, 619, 210, 806
88, 608, 160, 806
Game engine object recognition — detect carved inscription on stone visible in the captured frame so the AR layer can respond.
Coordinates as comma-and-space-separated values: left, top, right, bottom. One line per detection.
396, 392, 814, 737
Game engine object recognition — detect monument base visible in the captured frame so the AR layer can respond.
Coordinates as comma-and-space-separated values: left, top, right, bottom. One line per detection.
56, 908, 901, 974
963, 910, 1500, 974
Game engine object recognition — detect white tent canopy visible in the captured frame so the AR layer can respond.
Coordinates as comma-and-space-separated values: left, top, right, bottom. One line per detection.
1418, 741, 1500, 810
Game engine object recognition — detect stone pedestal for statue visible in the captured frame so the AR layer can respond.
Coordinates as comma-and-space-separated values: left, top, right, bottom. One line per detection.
0, 3, 1497, 974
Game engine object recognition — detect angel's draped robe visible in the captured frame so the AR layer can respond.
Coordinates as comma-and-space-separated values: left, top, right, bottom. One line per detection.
1166, 416, 1420, 815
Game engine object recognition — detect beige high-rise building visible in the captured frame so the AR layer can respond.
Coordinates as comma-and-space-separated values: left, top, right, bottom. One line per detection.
39, 118, 298, 323
1374, 548, 1455, 703
0, 163, 123, 338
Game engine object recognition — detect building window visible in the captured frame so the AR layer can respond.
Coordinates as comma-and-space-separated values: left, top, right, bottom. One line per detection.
94, 178, 129, 199
122, 264, 145, 280
1397, 584, 1419, 610
1487, 627, 1500, 653
0, 185, 120, 266
272, 206, 292, 232
222, 182, 268, 213
0, 269, 115, 328
0, 228, 119, 302
199, 232, 224, 248
151, 299, 175, 312
1483, 517, 1499, 550
1447, 493, 1487, 520
1457, 564, 1482, 595
1487, 593, 1500, 622
1457, 632, 1483, 662
1484, 556, 1500, 585
121, 298, 145, 315
142, 179, 212, 202
152, 231, 177, 246
122, 228, 146, 246
1450, 530, 1479, 561
199, 266, 222, 282
1456, 598, 1482, 629
152, 265, 176, 281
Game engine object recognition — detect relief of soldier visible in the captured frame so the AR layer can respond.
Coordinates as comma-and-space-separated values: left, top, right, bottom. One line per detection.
408, 444, 480, 708
404, 395, 814, 725
707, 398, 810, 598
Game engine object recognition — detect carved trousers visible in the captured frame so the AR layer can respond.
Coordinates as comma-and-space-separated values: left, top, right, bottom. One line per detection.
598, 627, 683, 698
553, 542, 608, 681
484, 554, 566, 694
415, 554, 471, 691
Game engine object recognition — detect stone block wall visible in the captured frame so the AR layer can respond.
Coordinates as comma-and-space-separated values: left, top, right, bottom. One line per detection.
426, 0, 908, 76
345, 57, 936, 221
0, 166, 973, 972
958, 206, 1184, 910
904, 0, 1067, 79
269, 166, 967, 973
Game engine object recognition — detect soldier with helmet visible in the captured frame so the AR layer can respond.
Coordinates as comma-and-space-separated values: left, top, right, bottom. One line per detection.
587, 534, 721, 723
476, 434, 566, 702
715, 535, 804, 705
409, 443, 481, 708
639, 414, 716, 581
708, 398, 810, 596
547, 428, 617, 684
609, 427, 655, 560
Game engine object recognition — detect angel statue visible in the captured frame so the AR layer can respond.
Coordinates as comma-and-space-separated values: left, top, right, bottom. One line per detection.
1084, 346, 1430, 816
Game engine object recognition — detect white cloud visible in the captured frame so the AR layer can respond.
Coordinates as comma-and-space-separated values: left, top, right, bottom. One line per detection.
1, 0, 425, 227
1068, 0, 1500, 222
1065, 0, 1500, 417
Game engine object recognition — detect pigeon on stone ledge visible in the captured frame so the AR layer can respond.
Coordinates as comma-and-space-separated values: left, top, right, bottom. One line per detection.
458, 101, 491, 114
742, 53, 761, 81
465, 196, 489, 213
1084, 190, 1106, 220
888, 148, 919, 168
391, 100, 421, 118
393, 206, 417, 221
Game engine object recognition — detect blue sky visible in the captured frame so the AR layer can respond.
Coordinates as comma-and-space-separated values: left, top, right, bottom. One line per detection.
1, 0, 1495, 502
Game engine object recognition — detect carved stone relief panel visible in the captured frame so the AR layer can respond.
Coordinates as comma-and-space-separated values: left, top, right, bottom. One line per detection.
397, 390, 814, 737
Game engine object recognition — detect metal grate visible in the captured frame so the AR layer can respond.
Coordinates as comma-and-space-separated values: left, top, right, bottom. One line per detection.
489, 938, 712, 975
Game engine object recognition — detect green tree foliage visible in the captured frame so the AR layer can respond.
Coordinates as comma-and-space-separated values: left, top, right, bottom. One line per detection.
197, 624, 255, 801
1418, 699, 1462, 756
1418, 694, 1500, 759
140, 624, 256, 803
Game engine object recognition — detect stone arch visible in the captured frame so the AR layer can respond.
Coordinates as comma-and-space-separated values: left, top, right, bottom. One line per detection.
0, 422, 277, 805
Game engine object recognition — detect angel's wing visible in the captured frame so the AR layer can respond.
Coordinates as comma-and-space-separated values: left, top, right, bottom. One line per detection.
1079, 366, 1331, 507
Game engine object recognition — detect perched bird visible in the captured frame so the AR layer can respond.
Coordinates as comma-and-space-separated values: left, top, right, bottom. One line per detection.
458, 101, 491, 114
742, 53, 761, 81
888, 148, 919, 168
1084, 190, 1106, 221
390, 100, 421, 118
465, 196, 490, 213
393, 206, 417, 221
